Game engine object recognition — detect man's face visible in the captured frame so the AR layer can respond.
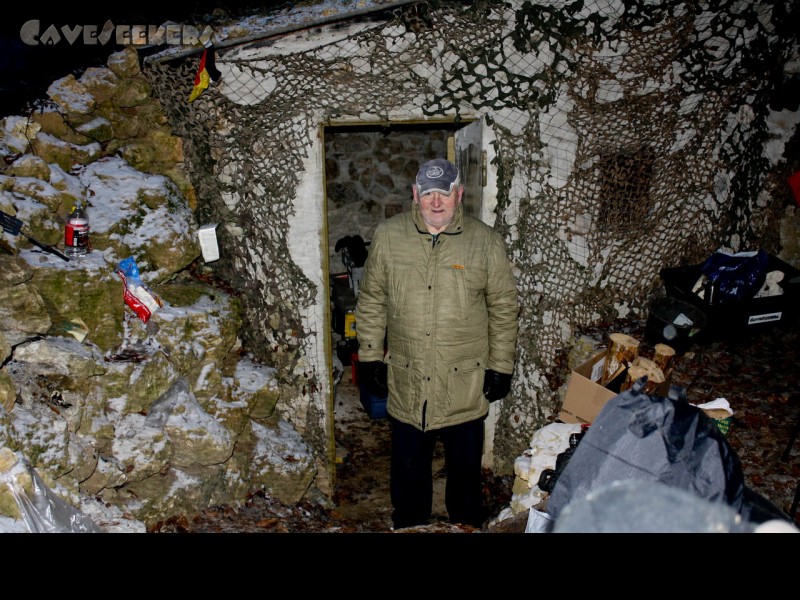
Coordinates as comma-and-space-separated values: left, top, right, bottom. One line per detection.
413, 186, 463, 234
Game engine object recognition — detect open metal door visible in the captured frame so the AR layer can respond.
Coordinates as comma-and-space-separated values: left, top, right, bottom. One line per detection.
454, 119, 487, 219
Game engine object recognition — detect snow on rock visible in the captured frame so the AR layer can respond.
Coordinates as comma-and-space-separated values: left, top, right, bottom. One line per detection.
77, 156, 200, 280
1, 116, 41, 155
249, 418, 316, 505
146, 378, 234, 467
46, 75, 96, 116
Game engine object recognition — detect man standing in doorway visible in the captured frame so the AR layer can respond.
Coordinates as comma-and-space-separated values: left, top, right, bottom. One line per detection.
356, 158, 519, 529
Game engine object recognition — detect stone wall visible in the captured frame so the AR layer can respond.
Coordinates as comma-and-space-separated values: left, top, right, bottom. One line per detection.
0, 46, 316, 532
325, 128, 449, 272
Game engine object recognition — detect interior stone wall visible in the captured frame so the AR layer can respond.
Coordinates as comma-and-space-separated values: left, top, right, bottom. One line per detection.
325, 128, 449, 272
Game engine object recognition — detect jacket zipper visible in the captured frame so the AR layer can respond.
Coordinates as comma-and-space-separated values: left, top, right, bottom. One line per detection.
422, 233, 439, 431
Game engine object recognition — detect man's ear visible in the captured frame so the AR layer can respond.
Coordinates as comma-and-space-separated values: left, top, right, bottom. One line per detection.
412, 185, 420, 204
456, 185, 464, 205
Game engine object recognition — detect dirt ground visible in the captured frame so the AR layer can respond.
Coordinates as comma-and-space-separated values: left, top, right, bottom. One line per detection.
151, 317, 800, 534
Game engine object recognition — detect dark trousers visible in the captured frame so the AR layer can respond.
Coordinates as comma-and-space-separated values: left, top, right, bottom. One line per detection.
390, 416, 486, 529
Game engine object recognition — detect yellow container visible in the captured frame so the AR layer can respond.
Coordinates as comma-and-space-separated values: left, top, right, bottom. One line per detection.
344, 311, 357, 338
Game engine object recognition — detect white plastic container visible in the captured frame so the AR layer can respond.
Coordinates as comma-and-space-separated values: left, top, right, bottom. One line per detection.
198, 223, 219, 262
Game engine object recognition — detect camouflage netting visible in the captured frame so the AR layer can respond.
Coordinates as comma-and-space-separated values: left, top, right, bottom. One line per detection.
142, 0, 798, 476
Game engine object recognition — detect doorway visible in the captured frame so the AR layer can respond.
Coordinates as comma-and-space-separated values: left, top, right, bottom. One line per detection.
321, 118, 494, 492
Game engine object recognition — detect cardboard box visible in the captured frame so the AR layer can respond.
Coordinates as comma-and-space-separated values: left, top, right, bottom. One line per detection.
558, 351, 615, 425
558, 350, 670, 425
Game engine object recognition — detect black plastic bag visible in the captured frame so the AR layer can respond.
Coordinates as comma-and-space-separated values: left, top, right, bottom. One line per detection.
546, 379, 788, 530
700, 249, 768, 304
335, 235, 368, 267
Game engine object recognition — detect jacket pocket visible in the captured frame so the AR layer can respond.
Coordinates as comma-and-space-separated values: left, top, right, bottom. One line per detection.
386, 349, 417, 415
453, 266, 488, 319
445, 355, 486, 416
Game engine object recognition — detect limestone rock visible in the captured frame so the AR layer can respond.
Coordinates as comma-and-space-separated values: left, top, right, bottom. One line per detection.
118, 130, 184, 174
1, 115, 41, 154
78, 496, 147, 533
5, 175, 66, 216
0, 448, 30, 520
117, 142, 156, 172
163, 167, 197, 211
0, 371, 15, 414
0, 266, 51, 347
75, 117, 114, 143
76, 156, 200, 280
28, 106, 98, 146
109, 413, 171, 483
231, 355, 280, 419
80, 453, 129, 496
8, 400, 72, 484
7, 155, 50, 181
47, 164, 87, 204
0, 331, 10, 364
147, 378, 234, 467
247, 418, 316, 505
104, 110, 141, 139
11, 336, 106, 379
30, 133, 101, 172
46, 75, 96, 117
78, 67, 120, 104
0, 38, 325, 529
102, 351, 178, 415
29, 263, 123, 353
0, 402, 17, 452
112, 78, 152, 108
0, 256, 30, 287
121, 281, 242, 402
66, 433, 100, 485
29, 107, 73, 141
111, 462, 229, 527
106, 47, 142, 79
7, 339, 108, 456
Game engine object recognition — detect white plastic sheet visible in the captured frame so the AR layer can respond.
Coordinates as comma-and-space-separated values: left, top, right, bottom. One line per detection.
1, 458, 100, 533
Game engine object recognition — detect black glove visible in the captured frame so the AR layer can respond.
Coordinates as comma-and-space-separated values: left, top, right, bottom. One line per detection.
483, 369, 512, 402
359, 361, 388, 398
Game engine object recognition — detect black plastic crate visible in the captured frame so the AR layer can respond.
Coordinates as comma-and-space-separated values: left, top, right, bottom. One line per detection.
644, 296, 707, 353
659, 254, 800, 341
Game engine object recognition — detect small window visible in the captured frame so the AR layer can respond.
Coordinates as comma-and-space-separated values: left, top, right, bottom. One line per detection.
596, 148, 655, 232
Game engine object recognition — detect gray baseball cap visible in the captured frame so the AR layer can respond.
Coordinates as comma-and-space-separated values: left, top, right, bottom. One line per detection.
415, 158, 460, 196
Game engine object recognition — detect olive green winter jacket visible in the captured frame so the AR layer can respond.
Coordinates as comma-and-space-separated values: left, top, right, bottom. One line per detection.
355, 202, 519, 431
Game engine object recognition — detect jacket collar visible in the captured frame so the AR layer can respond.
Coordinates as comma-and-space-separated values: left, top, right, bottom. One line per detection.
411, 202, 464, 237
